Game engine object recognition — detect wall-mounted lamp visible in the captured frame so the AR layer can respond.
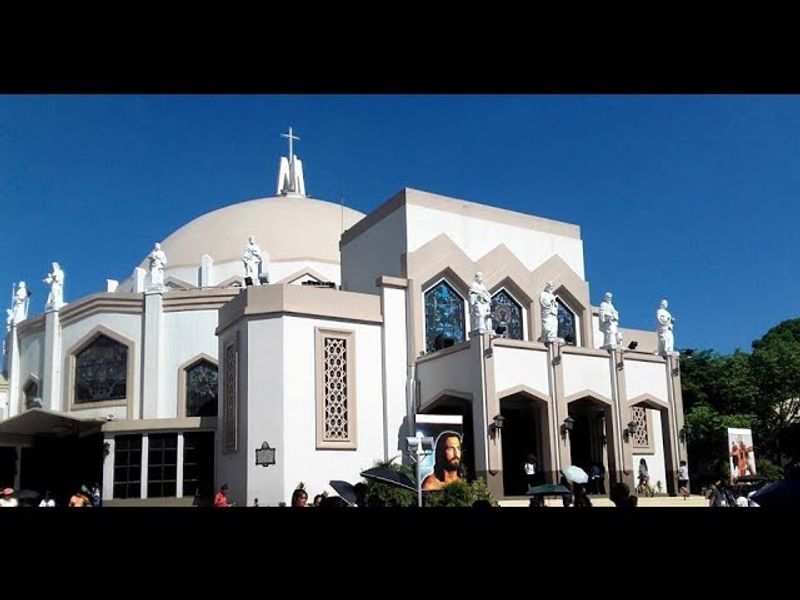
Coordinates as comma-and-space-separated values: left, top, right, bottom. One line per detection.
679, 425, 690, 443
560, 415, 575, 438
616, 360, 625, 371
552, 355, 562, 366
627, 341, 639, 350
672, 366, 680, 376
623, 419, 638, 441
489, 414, 506, 438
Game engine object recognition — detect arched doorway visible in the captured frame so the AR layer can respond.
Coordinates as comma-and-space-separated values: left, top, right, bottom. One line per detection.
567, 396, 615, 495
499, 391, 550, 496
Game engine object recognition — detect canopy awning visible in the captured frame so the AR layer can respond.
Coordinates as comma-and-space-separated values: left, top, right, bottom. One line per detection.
0, 408, 104, 440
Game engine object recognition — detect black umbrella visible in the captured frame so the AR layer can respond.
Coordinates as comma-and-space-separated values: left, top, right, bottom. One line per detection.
526, 483, 571, 497
750, 478, 800, 508
329, 480, 358, 506
360, 467, 416, 492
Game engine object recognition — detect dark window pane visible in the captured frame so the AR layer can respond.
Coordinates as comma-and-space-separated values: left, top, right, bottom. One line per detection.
491, 289, 524, 340
75, 335, 128, 403
186, 360, 218, 417
424, 281, 466, 353
556, 298, 577, 345
183, 432, 215, 497
113, 434, 142, 500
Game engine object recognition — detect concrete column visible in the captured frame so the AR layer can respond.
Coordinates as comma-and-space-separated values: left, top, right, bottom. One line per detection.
548, 342, 569, 482
140, 434, 149, 499
176, 432, 185, 498
42, 309, 62, 411
664, 355, 683, 495
376, 277, 409, 463
612, 348, 635, 490
7, 326, 20, 418
470, 332, 492, 493
133, 268, 147, 293
13, 446, 21, 489
200, 255, 214, 288
102, 435, 115, 500
141, 289, 163, 419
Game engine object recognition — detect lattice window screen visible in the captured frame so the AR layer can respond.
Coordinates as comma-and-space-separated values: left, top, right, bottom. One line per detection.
632, 406, 649, 448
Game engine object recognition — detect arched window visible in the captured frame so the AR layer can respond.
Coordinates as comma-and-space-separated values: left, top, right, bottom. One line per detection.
74, 334, 128, 404
491, 289, 524, 340
186, 360, 218, 417
556, 298, 577, 346
24, 378, 40, 410
424, 280, 466, 353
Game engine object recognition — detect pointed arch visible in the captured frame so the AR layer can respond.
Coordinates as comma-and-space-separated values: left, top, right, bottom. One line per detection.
530, 254, 592, 347
64, 324, 136, 413
177, 353, 219, 418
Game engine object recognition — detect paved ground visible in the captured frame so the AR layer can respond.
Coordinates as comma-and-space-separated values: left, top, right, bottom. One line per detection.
499, 494, 708, 507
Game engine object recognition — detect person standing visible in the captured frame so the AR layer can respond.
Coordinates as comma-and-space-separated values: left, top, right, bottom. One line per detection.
677, 460, 690, 499
214, 483, 233, 507
523, 455, 538, 491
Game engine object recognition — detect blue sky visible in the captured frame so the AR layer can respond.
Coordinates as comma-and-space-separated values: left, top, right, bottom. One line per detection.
1, 95, 798, 353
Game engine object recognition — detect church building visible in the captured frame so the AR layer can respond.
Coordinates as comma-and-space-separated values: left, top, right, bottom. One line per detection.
1, 129, 687, 505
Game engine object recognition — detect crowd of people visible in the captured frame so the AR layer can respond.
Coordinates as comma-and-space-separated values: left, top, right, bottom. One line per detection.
0, 483, 101, 508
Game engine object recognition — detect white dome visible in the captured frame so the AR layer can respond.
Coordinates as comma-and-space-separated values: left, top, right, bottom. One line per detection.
139, 196, 365, 268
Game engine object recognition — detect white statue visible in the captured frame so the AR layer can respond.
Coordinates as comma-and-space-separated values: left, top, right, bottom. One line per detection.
242, 235, 265, 285
12, 282, 29, 324
148, 243, 168, 289
469, 272, 492, 333
540, 281, 559, 344
656, 298, 676, 357
599, 291, 622, 350
43, 262, 65, 310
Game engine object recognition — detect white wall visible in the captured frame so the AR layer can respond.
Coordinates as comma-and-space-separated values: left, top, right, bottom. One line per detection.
493, 346, 550, 398
281, 315, 384, 503
17, 331, 44, 408
592, 315, 602, 349
0, 388, 8, 420
161, 310, 219, 418
562, 353, 613, 400
416, 345, 476, 410
625, 360, 668, 403
243, 317, 284, 507
406, 204, 586, 279
633, 409, 667, 492
341, 205, 407, 294
61, 313, 143, 419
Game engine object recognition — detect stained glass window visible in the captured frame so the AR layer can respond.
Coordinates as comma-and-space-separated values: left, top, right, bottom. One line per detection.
186, 360, 218, 417
424, 281, 466, 352
556, 298, 577, 346
491, 289, 524, 340
74, 334, 128, 404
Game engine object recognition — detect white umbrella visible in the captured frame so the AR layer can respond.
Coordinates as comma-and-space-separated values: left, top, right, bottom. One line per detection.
562, 465, 589, 484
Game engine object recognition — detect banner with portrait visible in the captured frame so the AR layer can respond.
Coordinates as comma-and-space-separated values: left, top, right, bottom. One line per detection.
727, 427, 756, 483
415, 414, 464, 491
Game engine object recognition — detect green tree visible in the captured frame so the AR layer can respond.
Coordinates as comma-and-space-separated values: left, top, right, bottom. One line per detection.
750, 319, 800, 465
